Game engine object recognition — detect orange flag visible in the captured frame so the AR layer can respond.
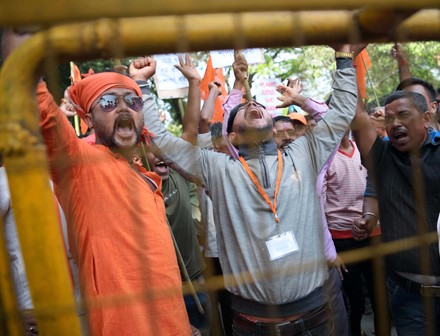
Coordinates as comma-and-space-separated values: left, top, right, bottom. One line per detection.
353, 49, 372, 100
70, 62, 82, 84
70, 62, 89, 134
200, 56, 228, 123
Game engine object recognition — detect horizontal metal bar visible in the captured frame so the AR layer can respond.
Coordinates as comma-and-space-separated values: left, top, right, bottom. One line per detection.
0, 0, 439, 27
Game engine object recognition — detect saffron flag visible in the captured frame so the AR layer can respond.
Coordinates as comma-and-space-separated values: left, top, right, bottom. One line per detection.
353, 49, 372, 100
200, 56, 228, 123
70, 62, 89, 134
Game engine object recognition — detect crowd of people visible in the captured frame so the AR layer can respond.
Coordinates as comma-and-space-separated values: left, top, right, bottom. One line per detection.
1, 27, 440, 336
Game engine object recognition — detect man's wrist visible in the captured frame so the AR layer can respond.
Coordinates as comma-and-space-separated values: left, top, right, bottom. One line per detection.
132, 75, 150, 82
362, 212, 379, 230
135, 80, 149, 88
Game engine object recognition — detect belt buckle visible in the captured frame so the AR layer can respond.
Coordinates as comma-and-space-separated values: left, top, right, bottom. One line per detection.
274, 321, 291, 336
420, 285, 440, 297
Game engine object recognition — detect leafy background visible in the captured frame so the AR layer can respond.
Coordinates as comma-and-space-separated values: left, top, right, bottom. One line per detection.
52, 42, 440, 135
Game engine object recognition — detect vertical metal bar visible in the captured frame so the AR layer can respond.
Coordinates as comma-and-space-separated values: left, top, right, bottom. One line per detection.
0, 32, 82, 333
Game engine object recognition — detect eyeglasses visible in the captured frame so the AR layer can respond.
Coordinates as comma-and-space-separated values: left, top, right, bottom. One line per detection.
90, 94, 143, 113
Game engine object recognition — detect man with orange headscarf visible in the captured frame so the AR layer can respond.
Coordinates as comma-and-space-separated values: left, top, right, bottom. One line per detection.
36, 71, 192, 336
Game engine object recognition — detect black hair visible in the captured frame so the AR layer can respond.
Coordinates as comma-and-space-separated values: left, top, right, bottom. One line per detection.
396, 78, 436, 102
272, 115, 291, 126
226, 102, 246, 134
210, 122, 223, 138
385, 90, 428, 114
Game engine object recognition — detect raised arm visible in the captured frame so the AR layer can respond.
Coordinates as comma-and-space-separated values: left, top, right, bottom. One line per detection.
391, 42, 411, 82
130, 56, 219, 187
221, 51, 248, 158
281, 45, 361, 173
199, 81, 222, 134
350, 93, 378, 160
173, 54, 202, 145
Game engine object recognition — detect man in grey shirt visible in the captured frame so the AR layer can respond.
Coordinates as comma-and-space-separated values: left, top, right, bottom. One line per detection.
131, 46, 358, 335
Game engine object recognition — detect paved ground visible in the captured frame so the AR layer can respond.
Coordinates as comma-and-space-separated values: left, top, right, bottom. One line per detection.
361, 311, 397, 336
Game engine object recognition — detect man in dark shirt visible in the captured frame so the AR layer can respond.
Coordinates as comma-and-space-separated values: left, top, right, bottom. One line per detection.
352, 90, 440, 335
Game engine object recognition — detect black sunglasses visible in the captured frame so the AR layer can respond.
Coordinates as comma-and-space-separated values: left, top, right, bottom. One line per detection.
91, 94, 143, 113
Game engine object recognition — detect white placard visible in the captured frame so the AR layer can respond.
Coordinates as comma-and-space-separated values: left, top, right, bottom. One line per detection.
153, 54, 188, 91
210, 49, 265, 69
253, 78, 282, 117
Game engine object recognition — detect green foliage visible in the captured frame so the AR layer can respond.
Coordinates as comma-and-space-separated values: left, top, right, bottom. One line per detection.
56, 43, 440, 127
166, 123, 183, 137
366, 42, 440, 108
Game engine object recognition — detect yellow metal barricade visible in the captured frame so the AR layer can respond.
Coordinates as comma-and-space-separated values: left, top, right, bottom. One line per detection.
0, 2, 439, 335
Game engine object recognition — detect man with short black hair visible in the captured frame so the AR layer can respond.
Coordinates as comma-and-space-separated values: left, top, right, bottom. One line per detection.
352, 90, 440, 335
273, 113, 308, 150
396, 77, 439, 130
136, 44, 360, 335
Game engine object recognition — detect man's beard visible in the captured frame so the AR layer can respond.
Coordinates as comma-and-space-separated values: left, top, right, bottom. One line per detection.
236, 124, 273, 143
93, 118, 143, 149
237, 123, 272, 134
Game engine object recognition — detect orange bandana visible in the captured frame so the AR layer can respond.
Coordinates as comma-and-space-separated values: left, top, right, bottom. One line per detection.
68, 72, 142, 119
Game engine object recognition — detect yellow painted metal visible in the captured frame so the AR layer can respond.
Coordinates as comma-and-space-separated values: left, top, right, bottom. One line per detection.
0, 216, 22, 336
396, 9, 440, 41
355, 8, 417, 35
27, 10, 437, 59
0, 36, 82, 335
0, 0, 440, 27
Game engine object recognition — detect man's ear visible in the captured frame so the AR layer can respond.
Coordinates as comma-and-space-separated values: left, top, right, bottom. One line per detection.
423, 111, 431, 128
227, 132, 237, 145
83, 113, 93, 129
272, 126, 277, 137
430, 101, 438, 114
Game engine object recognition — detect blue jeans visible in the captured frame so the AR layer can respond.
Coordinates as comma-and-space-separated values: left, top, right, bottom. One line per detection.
184, 290, 211, 336
387, 277, 440, 336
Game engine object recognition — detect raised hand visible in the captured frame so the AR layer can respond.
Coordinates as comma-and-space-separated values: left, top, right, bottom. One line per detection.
208, 81, 222, 97
287, 78, 303, 94
391, 43, 408, 63
275, 77, 311, 109
174, 54, 201, 83
233, 50, 249, 83
129, 56, 157, 82
60, 88, 76, 117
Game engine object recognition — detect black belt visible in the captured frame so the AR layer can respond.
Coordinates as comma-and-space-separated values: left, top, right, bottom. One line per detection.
233, 304, 329, 336
388, 271, 440, 297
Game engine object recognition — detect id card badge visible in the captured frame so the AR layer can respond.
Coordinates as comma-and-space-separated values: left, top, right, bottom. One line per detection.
265, 231, 299, 261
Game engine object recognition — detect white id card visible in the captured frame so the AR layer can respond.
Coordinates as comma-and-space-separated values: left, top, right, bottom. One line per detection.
265, 231, 299, 261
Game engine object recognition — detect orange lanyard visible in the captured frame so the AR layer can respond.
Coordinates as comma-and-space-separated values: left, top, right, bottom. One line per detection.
238, 150, 283, 223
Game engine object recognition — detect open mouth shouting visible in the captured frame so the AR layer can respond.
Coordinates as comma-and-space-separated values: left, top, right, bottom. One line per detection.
154, 160, 168, 175
115, 114, 135, 139
246, 106, 263, 120
391, 128, 409, 146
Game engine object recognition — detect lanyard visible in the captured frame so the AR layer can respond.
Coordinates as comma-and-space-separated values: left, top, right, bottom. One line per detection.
238, 150, 283, 225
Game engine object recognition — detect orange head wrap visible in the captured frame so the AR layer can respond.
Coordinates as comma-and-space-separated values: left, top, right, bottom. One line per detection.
68, 72, 142, 119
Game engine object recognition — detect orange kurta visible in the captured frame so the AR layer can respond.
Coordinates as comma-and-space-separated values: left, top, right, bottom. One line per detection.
37, 82, 191, 336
